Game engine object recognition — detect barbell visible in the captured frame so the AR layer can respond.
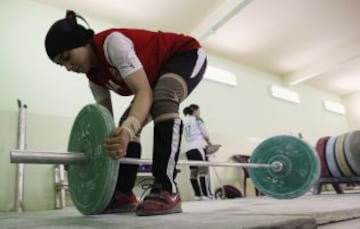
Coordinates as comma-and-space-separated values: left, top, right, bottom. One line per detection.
9, 104, 320, 215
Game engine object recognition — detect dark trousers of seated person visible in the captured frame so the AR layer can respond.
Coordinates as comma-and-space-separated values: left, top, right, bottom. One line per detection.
186, 148, 210, 197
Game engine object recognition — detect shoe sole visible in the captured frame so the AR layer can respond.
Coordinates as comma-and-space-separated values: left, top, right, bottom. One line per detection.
135, 205, 183, 216
102, 203, 137, 214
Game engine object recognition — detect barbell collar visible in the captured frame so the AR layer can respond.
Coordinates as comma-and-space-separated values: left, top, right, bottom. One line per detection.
10, 150, 88, 164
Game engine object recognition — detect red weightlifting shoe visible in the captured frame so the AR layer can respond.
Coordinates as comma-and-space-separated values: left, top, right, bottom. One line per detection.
102, 191, 137, 214
135, 183, 182, 216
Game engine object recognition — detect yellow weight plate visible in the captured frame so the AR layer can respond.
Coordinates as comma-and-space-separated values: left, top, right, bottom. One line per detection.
334, 133, 355, 177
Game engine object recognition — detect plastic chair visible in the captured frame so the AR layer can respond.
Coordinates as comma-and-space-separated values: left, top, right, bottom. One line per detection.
232, 155, 261, 197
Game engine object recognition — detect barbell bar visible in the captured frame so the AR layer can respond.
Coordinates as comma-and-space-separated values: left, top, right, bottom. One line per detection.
10, 149, 282, 170
9, 104, 321, 215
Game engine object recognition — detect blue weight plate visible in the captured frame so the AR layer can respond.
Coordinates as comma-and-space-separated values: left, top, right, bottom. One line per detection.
325, 136, 343, 177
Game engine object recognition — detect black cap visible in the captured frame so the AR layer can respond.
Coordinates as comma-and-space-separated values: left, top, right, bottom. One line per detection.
45, 10, 94, 60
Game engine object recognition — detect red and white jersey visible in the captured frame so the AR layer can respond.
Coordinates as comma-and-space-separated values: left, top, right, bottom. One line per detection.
87, 28, 201, 101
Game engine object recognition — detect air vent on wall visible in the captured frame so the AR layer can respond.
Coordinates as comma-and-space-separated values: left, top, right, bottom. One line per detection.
204, 65, 237, 86
269, 85, 300, 104
323, 100, 346, 115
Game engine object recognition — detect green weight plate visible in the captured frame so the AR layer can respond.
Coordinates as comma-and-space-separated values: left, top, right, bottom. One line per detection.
67, 104, 118, 215
334, 133, 355, 177
249, 135, 320, 199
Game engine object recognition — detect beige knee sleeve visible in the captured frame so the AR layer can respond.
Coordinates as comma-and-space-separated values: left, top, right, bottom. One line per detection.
190, 168, 199, 179
151, 73, 188, 123
199, 166, 209, 176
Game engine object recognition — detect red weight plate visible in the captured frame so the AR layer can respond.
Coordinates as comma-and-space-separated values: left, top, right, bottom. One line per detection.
315, 136, 331, 177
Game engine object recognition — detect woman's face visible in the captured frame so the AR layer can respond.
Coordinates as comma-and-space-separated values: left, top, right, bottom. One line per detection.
193, 108, 200, 116
53, 45, 93, 74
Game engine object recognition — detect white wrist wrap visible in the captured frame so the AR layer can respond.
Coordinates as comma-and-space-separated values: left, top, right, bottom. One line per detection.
121, 116, 141, 139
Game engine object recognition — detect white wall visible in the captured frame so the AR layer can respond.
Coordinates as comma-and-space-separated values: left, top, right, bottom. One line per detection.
185, 54, 349, 143
343, 92, 360, 130
0, 0, 133, 118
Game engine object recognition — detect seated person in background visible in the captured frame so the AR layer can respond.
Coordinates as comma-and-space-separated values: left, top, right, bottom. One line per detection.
183, 104, 213, 200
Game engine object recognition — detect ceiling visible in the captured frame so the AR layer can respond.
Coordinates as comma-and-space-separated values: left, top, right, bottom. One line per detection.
36, 0, 360, 96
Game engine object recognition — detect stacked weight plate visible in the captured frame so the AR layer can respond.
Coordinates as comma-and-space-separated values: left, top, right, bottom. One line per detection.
335, 133, 356, 177
326, 136, 343, 177
316, 131, 360, 178
315, 136, 331, 177
343, 131, 360, 176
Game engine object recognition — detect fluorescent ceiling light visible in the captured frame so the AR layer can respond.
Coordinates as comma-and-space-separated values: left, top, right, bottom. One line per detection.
204, 65, 237, 86
269, 85, 300, 104
323, 100, 346, 115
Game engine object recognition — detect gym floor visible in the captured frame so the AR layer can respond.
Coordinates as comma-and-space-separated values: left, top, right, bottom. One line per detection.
1, 193, 359, 229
